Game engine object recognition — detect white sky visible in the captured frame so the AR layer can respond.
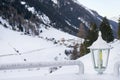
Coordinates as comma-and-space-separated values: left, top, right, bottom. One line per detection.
78, 0, 120, 18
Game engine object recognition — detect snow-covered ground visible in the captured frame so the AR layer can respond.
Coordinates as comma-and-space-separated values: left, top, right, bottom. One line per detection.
0, 22, 120, 80
0, 24, 78, 62
0, 23, 79, 79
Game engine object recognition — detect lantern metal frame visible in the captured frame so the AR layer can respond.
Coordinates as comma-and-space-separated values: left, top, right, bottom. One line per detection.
88, 32, 112, 74
90, 48, 110, 74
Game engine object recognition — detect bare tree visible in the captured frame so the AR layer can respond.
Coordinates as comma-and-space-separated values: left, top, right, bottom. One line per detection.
77, 23, 87, 39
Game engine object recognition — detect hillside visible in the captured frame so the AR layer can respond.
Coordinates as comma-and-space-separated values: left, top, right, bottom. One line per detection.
0, 18, 81, 79
0, 0, 118, 37
0, 18, 81, 63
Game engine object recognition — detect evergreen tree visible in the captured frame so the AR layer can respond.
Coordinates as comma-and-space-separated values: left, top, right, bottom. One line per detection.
79, 39, 90, 56
79, 22, 98, 57
71, 22, 98, 59
87, 22, 98, 44
99, 17, 114, 43
117, 18, 120, 40
79, 43, 85, 57
70, 44, 79, 60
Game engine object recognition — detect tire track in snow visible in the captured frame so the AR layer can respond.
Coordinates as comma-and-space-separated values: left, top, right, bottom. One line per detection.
0, 45, 61, 57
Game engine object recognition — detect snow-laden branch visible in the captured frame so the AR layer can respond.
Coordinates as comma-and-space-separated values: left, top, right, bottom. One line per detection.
114, 61, 120, 77
0, 60, 84, 74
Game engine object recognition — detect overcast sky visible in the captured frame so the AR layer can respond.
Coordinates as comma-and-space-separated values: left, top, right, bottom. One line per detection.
78, 0, 120, 18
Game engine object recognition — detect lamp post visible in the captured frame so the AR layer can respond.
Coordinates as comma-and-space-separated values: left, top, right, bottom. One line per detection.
88, 32, 112, 74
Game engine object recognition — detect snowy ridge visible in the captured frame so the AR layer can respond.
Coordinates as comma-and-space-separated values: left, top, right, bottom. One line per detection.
110, 15, 120, 22
73, 0, 96, 17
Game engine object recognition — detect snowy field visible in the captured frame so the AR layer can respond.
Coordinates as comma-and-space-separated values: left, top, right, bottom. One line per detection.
0, 23, 120, 80
0, 24, 81, 79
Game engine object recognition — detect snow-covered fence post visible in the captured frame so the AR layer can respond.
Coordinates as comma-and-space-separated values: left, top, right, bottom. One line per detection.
0, 60, 84, 74
114, 61, 120, 77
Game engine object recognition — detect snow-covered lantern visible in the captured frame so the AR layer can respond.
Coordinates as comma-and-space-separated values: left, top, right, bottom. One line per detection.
88, 32, 112, 74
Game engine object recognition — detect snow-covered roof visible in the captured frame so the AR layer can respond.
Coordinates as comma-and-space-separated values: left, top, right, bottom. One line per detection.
88, 32, 112, 50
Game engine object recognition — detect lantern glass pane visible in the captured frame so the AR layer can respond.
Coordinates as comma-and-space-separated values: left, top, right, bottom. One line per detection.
92, 49, 110, 73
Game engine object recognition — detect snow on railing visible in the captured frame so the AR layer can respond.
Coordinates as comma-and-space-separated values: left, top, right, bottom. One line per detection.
0, 60, 84, 74
114, 61, 120, 77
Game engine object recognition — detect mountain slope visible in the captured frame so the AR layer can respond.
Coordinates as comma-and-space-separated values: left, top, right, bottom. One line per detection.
0, 0, 117, 37
110, 15, 120, 22
0, 24, 78, 63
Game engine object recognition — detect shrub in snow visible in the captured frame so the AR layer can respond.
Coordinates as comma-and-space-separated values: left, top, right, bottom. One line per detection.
49, 67, 58, 73
38, 36, 44, 39
59, 53, 61, 55
53, 40, 58, 44
4, 23, 8, 28
70, 44, 79, 60
64, 49, 73, 56
24, 59, 27, 61
34, 29, 39, 35
39, 30, 43, 33
79, 40, 90, 56
18, 25, 23, 32
54, 56, 58, 61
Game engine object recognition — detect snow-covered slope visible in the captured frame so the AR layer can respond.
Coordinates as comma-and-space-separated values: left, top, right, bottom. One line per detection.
0, 23, 120, 80
0, 14, 119, 79
0, 25, 79, 63
0, 21, 82, 79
